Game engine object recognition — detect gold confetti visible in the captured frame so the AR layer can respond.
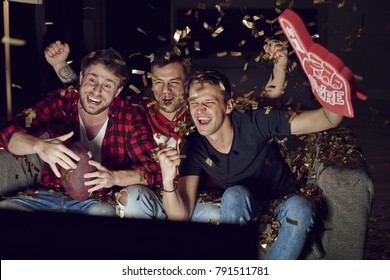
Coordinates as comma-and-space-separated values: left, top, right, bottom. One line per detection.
238, 40, 246, 47
205, 158, 214, 167
312, 34, 320, 39
275, 30, 284, 36
243, 90, 254, 98
203, 22, 211, 30
24, 108, 36, 128
173, 45, 182, 56
139, 170, 145, 182
88, 51, 96, 58
230, 51, 242, 56
128, 52, 141, 59
265, 17, 278, 24
147, 72, 158, 80
254, 30, 265, 38
158, 35, 166, 41
182, 26, 192, 38
136, 27, 147, 36
114, 59, 126, 65
240, 75, 248, 84
219, 81, 226, 93
211, 26, 224, 38
243, 62, 248, 71
129, 84, 141, 94
147, 53, 154, 63
242, 18, 254, 29
313, 0, 331, 4
142, 75, 148, 87
184, 9, 192, 16
264, 106, 272, 114
215, 4, 225, 16
187, 93, 199, 102
174, 29, 182, 43
132, 69, 145, 75
11, 83, 22, 90
1, 36, 26, 46
44, 22, 54, 25
194, 41, 201, 51
217, 51, 227, 57
354, 74, 363, 81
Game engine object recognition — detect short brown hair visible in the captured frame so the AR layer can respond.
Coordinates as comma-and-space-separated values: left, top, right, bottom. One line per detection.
186, 69, 232, 103
80, 48, 129, 87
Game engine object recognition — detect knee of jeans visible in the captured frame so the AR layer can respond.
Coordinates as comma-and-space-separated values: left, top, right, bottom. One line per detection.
116, 185, 155, 218
279, 195, 316, 228
87, 202, 116, 216
0, 199, 32, 212
117, 185, 146, 206
222, 185, 251, 203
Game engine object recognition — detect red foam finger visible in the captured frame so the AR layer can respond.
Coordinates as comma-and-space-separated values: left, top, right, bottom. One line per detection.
278, 9, 366, 117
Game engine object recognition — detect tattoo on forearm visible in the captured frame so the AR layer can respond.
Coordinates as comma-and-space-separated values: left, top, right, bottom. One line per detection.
58, 65, 78, 84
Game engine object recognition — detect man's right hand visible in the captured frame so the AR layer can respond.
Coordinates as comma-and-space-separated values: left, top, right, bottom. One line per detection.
157, 147, 182, 190
36, 132, 80, 178
44, 40, 70, 69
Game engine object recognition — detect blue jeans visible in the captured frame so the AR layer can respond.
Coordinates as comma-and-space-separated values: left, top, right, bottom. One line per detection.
0, 189, 116, 216
220, 185, 316, 260
116, 185, 220, 222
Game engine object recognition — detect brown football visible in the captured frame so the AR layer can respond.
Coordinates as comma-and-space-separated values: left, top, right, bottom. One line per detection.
60, 142, 97, 202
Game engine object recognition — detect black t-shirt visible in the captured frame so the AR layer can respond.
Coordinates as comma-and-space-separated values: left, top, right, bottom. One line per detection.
179, 108, 298, 200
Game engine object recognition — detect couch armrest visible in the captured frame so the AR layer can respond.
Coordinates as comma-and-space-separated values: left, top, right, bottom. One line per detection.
313, 164, 374, 259
304, 127, 374, 259
0, 150, 44, 197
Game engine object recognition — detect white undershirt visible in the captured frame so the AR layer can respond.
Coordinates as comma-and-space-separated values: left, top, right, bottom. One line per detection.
79, 115, 108, 163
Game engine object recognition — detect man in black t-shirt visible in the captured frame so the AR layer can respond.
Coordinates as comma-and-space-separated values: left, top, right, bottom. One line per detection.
158, 69, 344, 260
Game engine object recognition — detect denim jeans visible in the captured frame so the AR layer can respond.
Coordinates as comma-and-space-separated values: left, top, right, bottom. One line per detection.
0, 189, 116, 216
219, 185, 316, 260
116, 185, 220, 222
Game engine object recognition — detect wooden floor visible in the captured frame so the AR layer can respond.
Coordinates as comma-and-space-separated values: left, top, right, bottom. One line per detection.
343, 98, 390, 259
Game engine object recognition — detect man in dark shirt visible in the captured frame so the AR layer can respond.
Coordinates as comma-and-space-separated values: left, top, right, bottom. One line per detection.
158, 69, 344, 259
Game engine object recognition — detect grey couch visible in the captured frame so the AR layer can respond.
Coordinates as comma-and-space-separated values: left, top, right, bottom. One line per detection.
0, 127, 374, 259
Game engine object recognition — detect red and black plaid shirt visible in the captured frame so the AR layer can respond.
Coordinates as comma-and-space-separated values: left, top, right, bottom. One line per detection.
0, 86, 161, 190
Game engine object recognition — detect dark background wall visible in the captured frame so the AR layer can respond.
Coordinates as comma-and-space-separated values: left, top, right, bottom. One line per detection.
0, 0, 389, 123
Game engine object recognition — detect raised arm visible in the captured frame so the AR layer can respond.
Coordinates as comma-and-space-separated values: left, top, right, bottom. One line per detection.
262, 40, 288, 99
290, 107, 343, 135
158, 147, 199, 221
44, 40, 79, 85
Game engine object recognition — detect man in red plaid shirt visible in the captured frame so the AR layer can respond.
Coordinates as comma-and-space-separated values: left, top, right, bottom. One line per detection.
0, 48, 160, 216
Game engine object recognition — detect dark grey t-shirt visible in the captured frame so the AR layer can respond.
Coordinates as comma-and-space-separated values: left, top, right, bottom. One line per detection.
179, 108, 298, 200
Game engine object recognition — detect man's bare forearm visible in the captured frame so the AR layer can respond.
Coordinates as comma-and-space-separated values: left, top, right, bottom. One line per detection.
55, 64, 79, 85
263, 64, 287, 99
8, 132, 43, 156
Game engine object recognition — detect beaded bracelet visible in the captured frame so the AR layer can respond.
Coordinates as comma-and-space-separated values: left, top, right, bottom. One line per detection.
162, 182, 178, 193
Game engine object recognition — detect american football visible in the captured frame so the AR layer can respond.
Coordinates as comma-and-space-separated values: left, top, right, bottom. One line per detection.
60, 141, 97, 202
